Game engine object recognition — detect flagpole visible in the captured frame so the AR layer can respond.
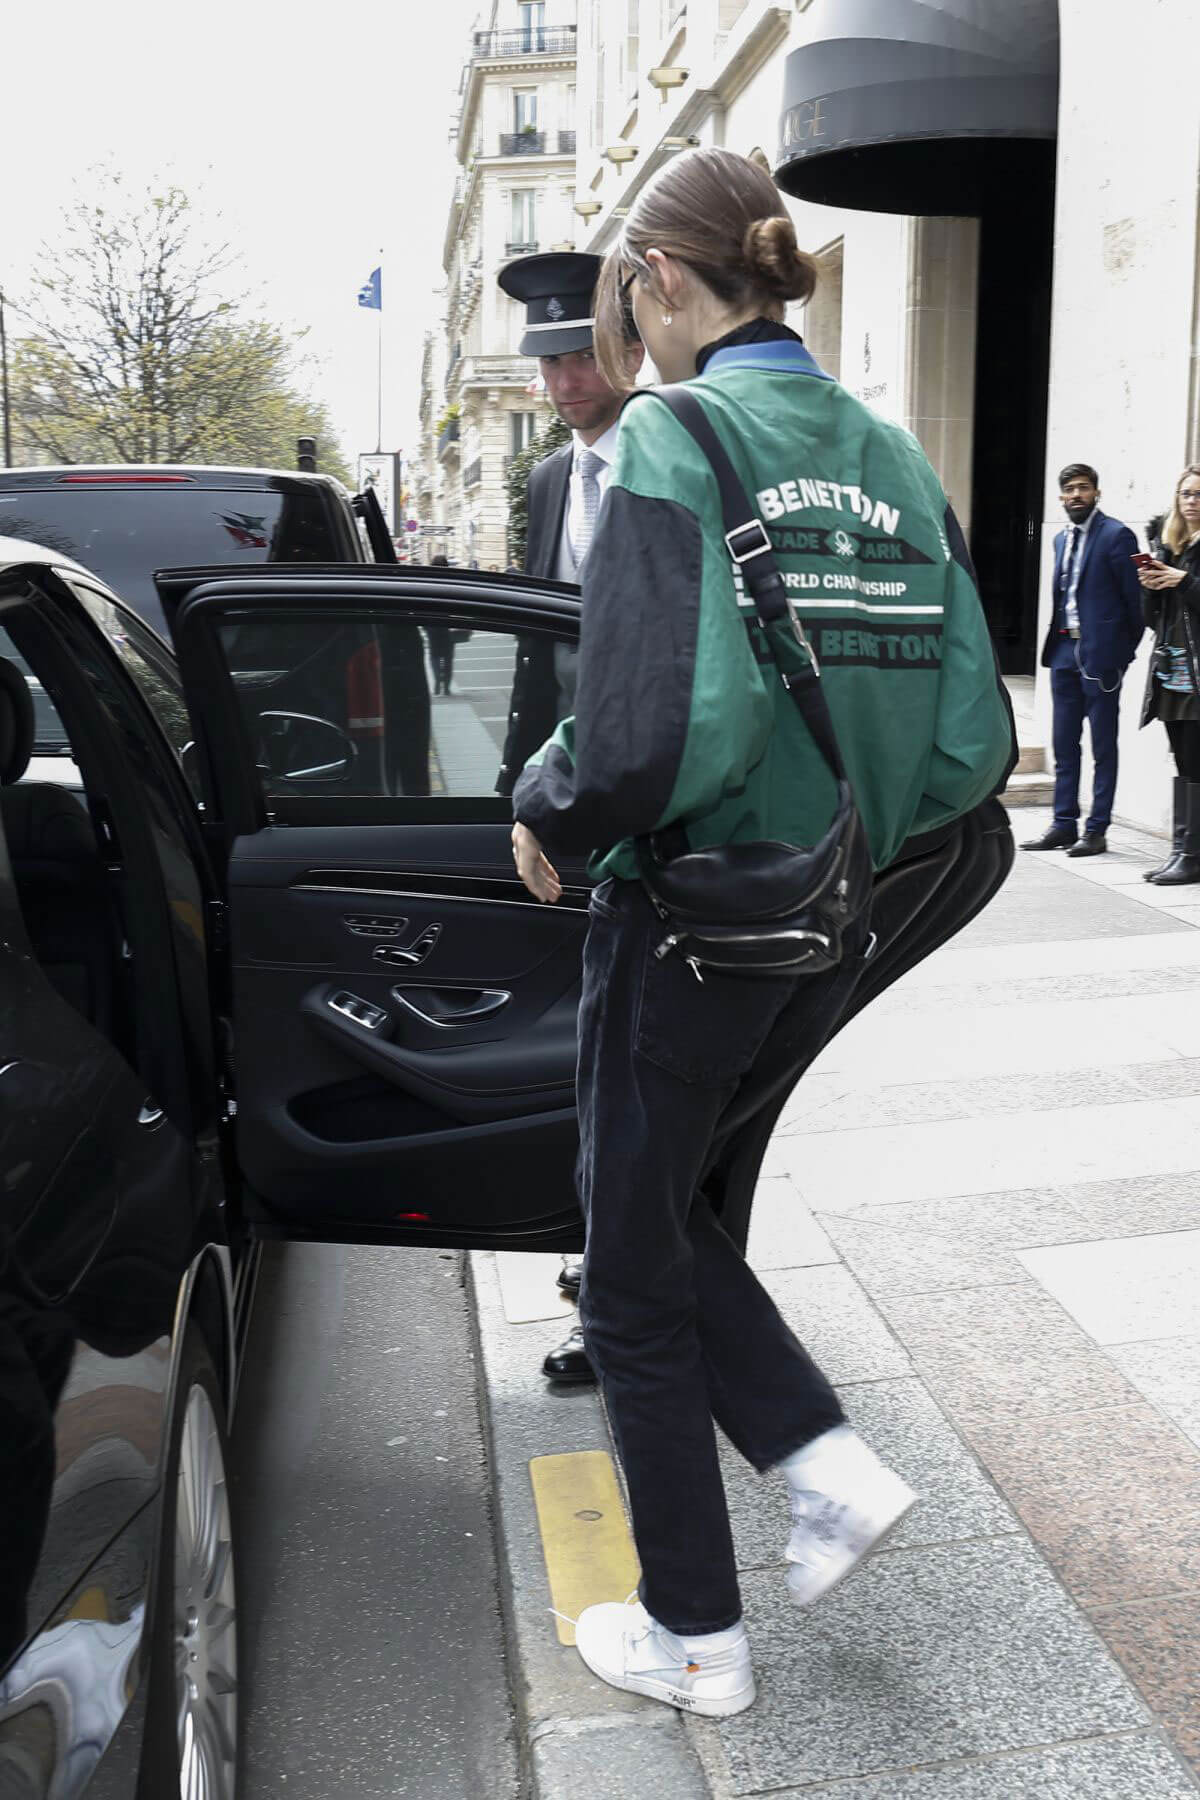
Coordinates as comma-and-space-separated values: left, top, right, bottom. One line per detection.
375, 251, 383, 454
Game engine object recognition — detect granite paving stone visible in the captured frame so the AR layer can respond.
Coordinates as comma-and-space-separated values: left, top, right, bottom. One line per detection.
716, 1377, 1017, 1575
813, 1187, 1103, 1297
784, 1097, 1200, 1211
875, 1283, 1144, 1425
961, 1401, 1200, 1608
760, 1264, 912, 1385
1017, 1231, 1200, 1345
746, 1177, 839, 1272
776, 1066, 1153, 1135
1093, 1594, 1200, 1783
706, 1541, 1147, 1794
1109, 1335, 1200, 1450
721, 1734, 1200, 1798
1050, 1172, 1200, 1238
815, 1212, 1021, 1297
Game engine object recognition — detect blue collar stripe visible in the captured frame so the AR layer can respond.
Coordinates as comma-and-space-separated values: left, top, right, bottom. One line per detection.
701, 341, 835, 382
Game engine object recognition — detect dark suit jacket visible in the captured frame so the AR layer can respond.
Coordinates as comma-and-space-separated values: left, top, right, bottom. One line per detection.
1039, 508, 1144, 673
496, 442, 574, 796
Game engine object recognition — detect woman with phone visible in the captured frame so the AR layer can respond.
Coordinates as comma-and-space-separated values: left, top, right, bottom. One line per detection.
1137, 464, 1200, 883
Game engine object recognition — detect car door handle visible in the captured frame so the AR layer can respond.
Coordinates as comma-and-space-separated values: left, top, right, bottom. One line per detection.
391, 987, 511, 1029
138, 1101, 166, 1130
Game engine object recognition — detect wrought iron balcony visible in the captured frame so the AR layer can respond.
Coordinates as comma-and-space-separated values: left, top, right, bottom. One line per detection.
505, 240, 539, 256
500, 130, 546, 155
437, 419, 460, 459
558, 130, 576, 153
473, 25, 577, 58
462, 456, 483, 491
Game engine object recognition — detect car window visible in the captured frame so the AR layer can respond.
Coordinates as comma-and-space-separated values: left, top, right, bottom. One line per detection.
0, 484, 343, 636
209, 613, 572, 811
66, 580, 199, 796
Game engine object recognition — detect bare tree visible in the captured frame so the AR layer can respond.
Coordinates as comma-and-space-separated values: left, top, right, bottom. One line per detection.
10, 174, 350, 481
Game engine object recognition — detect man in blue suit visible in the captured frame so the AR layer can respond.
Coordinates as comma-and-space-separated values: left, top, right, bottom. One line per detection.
1023, 463, 1144, 856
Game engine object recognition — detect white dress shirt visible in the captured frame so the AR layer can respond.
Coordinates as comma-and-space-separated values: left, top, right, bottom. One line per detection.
559, 418, 622, 576
1062, 507, 1097, 634
552, 420, 621, 712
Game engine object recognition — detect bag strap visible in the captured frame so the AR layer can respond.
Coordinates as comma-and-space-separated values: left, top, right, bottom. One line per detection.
630, 383, 848, 785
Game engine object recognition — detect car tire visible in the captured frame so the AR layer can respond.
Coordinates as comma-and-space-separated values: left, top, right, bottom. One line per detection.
138, 1323, 240, 1799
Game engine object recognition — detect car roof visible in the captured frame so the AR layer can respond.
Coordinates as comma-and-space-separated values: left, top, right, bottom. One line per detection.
0, 533, 97, 580
0, 464, 350, 494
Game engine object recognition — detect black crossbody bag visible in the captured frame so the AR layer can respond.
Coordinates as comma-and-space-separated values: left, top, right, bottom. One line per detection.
629, 383, 874, 979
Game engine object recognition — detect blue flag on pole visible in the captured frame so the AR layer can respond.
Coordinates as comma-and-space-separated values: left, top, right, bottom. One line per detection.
357, 267, 382, 311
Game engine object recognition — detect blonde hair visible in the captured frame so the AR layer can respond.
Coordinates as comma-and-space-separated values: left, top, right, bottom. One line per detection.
1162, 464, 1200, 555
593, 147, 818, 391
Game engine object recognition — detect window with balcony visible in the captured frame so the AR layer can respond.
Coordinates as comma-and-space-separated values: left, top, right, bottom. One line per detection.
518, 1, 546, 51
502, 88, 545, 155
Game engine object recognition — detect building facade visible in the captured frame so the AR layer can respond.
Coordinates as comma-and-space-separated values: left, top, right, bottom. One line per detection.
434, 0, 578, 568
570, 0, 1200, 838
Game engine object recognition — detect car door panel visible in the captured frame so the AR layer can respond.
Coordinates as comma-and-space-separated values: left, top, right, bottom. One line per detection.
166, 571, 588, 1251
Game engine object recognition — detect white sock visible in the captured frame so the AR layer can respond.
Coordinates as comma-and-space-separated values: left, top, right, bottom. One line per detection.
671, 1619, 747, 1655
779, 1423, 854, 1483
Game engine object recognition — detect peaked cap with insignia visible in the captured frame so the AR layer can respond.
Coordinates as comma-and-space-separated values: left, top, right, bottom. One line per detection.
497, 251, 602, 357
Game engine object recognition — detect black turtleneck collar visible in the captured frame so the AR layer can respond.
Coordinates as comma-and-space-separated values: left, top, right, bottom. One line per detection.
694, 318, 803, 375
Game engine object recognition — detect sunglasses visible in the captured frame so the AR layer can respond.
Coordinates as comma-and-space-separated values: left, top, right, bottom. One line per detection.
620, 269, 638, 300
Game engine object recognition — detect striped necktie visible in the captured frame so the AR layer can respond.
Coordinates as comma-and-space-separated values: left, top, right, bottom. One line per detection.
573, 449, 603, 571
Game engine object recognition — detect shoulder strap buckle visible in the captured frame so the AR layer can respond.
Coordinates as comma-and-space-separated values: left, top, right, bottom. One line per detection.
724, 519, 772, 565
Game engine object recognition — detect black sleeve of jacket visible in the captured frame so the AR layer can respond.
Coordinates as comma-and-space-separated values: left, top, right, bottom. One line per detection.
513, 488, 704, 857
495, 634, 558, 796
1110, 522, 1145, 659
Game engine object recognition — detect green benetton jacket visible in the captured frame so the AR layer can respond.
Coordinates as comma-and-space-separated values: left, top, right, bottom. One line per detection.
513, 335, 1016, 879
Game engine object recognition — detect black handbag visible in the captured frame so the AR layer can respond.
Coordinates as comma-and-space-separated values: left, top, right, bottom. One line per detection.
629, 383, 874, 980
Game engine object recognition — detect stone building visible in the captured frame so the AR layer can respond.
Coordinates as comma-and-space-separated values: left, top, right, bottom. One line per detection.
571, 0, 1200, 837
435, 0, 578, 568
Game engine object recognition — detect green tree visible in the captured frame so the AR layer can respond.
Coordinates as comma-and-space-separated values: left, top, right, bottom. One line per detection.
504, 413, 569, 566
9, 175, 351, 484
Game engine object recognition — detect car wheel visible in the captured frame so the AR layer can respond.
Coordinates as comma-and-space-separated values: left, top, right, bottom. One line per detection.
140, 1324, 239, 1798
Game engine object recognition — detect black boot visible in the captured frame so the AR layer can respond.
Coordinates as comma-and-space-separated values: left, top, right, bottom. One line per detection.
1151, 780, 1200, 884
1144, 777, 1186, 880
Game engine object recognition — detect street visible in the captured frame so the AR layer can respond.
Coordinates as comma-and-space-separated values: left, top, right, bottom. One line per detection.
233, 1243, 518, 1800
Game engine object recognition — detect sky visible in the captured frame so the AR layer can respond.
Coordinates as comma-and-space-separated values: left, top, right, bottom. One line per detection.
1, 0, 483, 482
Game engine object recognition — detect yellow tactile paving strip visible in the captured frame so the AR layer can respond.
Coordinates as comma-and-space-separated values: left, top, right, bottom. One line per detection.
530, 1450, 641, 1646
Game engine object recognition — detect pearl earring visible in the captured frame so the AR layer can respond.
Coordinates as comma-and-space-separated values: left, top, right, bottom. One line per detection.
662, 312, 673, 326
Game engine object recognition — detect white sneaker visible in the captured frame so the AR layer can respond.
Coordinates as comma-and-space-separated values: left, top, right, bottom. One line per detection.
574, 1598, 756, 1717
782, 1424, 917, 1607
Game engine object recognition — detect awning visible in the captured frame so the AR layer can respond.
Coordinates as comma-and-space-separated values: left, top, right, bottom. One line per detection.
774, 0, 1059, 214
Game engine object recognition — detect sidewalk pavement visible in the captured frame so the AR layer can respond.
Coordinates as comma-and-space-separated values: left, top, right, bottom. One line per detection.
471, 805, 1200, 1799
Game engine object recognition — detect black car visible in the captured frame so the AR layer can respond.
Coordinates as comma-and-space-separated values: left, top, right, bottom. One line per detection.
0, 539, 584, 1797
0, 467, 419, 802
0, 465, 396, 639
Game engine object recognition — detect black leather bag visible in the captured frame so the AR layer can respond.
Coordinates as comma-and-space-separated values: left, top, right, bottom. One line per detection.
630, 384, 874, 979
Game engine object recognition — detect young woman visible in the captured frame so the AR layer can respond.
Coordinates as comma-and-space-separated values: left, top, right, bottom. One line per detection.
510, 148, 1015, 1716
1139, 466, 1200, 883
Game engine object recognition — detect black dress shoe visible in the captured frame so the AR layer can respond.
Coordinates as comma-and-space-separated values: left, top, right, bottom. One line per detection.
556, 1256, 583, 1299
1067, 832, 1107, 857
1021, 825, 1078, 851
542, 1325, 596, 1384
1150, 853, 1200, 886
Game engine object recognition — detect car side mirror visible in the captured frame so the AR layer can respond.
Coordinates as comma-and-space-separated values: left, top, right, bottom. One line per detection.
256, 711, 357, 784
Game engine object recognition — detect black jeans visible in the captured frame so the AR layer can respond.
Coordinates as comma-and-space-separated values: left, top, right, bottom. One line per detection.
575, 801, 1015, 1635
576, 881, 867, 1634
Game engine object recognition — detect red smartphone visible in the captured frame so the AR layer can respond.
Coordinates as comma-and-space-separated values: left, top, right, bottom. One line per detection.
1131, 553, 1155, 567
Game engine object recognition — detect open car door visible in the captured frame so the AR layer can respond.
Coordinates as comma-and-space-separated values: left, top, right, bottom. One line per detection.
162, 563, 585, 1251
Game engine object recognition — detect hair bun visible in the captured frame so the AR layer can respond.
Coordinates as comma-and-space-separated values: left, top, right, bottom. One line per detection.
743, 215, 817, 304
